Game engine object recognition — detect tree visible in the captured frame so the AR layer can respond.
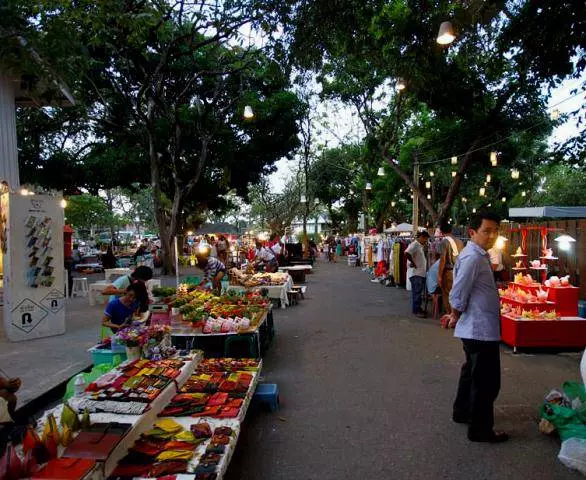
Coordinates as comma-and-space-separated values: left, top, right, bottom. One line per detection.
287, 0, 565, 224
65, 194, 117, 233
248, 178, 303, 235
4, 0, 305, 272
532, 165, 586, 206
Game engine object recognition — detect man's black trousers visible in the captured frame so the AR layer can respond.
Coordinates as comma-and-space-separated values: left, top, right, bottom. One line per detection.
453, 339, 501, 437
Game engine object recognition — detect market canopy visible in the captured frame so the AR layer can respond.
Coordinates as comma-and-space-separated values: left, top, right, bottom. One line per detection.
384, 222, 426, 233
508, 206, 586, 219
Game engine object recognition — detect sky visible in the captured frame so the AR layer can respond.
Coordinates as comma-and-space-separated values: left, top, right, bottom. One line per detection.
267, 75, 586, 195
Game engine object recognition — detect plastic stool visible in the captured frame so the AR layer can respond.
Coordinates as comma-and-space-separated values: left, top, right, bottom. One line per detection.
254, 383, 279, 412
224, 335, 257, 358
72, 277, 89, 297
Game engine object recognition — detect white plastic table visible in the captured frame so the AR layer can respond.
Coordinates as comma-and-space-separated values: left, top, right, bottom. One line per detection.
104, 268, 133, 282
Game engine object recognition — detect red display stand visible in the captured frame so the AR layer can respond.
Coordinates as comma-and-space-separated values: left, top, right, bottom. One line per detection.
501, 314, 586, 352
510, 282, 542, 294
500, 297, 556, 313
545, 286, 579, 317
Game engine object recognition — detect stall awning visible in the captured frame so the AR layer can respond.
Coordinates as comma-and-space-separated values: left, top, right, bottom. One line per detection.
508, 206, 586, 219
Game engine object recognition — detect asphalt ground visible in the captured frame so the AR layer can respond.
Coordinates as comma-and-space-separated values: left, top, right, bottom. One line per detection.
226, 259, 583, 480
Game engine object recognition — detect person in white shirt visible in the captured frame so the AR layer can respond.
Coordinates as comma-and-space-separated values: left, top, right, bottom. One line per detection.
255, 241, 278, 272
405, 231, 430, 317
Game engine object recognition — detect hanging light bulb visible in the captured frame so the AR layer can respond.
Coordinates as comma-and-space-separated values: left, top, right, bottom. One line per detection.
437, 21, 455, 45
551, 109, 560, 121
425, 181, 431, 189
314, 198, 319, 205
391, 201, 396, 207
521, 191, 526, 197
451, 156, 458, 165
60, 199, 67, 208
396, 78, 406, 91
479, 187, 486, 196
427, 194, 431, 200
365, 182, 372, 190
511, 169, 520, 179
243, 105, 254, 119
300, 194, 307, 203
462, 197, 467, 203
377, 167, 385, 176
555, 234, 576, 252
501, 197, 507, 202
429, 171, 435, 177
451, 171, 457, 177
486, 174, 491, 183
490, 151, 498, 167
472, 208, 477, 213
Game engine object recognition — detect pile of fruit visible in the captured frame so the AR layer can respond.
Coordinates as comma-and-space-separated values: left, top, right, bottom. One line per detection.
171, 290, 269, 327
229, 268, 289, 287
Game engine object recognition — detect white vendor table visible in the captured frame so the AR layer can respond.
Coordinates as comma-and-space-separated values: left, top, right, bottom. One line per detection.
278, 265, 312, 283
227, 275, 293, 308
104, 268, 133, 282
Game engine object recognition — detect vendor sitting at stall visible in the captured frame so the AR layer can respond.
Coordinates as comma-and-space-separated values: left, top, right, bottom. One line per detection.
255, 241, 278, 273
195, 252, 226, 293
102, 283, 143, 334
102, 265, 153, 312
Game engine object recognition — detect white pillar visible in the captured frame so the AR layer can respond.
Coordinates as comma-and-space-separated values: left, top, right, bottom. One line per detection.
0, 76, 19, 189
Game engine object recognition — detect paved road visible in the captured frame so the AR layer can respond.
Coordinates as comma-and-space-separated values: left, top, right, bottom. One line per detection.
227, 260, 582, 480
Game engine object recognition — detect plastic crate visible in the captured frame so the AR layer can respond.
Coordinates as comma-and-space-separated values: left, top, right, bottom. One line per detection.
89, 347, 127, 366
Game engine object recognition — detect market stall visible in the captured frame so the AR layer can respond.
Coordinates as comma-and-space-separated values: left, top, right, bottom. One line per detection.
227, 269, 293, 308
29, 354, 263, 479
499, 273, 586, 352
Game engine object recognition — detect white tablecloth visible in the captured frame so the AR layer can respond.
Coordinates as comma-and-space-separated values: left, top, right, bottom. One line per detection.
227, 276, 293, 308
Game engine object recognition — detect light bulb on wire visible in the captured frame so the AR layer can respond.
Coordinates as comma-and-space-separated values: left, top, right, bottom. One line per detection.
490, 151, 498, 167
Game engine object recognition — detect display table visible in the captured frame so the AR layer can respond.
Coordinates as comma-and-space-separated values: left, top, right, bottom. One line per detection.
545, 285, 580, 316
169, 309, 271, 357
278, 265, 312, 283
227, 275, 293, 309
501, 314, 586, 352
66, 353, 202, 478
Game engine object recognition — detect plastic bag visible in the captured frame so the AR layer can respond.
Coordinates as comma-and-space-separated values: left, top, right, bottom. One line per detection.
559, 438, 586, 475
63, 362, 120, 401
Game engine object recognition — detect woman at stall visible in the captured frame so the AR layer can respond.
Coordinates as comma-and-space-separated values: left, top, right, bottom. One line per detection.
255, 241, 278, 273
102, 265, 153, 312
102, 283, 143, 334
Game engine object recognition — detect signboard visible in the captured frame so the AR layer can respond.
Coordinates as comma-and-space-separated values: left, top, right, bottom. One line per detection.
2, 192, 66, 341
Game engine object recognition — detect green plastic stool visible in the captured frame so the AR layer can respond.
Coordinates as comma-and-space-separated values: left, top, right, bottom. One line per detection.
224, 335, 258, 358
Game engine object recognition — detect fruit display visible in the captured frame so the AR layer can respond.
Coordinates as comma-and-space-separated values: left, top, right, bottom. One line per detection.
229, 268, 290, 287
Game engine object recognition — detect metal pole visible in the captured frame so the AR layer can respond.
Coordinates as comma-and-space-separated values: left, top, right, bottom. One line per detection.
412, 157, 420, 236
174, 236, 180, 287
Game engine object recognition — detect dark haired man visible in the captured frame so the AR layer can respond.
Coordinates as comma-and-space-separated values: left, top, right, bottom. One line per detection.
405, 231, 430, 318
446, 210, 508, 443
438, 222, 464, 314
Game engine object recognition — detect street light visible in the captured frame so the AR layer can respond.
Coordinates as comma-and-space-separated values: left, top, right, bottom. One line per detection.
300, 194, 307, 203
314, 198, 319, 205
437, 21, 455, 45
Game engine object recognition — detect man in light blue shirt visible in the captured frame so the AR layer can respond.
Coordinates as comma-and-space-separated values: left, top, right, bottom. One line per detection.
446, 210, 508, 443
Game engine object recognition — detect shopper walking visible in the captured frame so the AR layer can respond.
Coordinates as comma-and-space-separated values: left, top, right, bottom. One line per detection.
445, 210, 508, 443
405, 231, 430, 318
438, 222, 464, 314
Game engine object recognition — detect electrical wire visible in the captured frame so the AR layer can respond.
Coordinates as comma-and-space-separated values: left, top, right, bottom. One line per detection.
417, 89, 585, 166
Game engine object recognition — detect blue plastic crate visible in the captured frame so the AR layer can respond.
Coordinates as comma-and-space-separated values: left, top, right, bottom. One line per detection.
89, 347, 127, 366
253, 383, 279, 412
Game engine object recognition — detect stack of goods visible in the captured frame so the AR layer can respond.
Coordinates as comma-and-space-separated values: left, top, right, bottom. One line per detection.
229, 268, 289, 287
159, 370, 254, 419
500, 284, 558, 320
544, 275, 572, 288
171, 290, 269, 332
110, 418, 236, 479
197, 358, 260, 373
75, 359, 185, 414
513, 273, 541, 288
